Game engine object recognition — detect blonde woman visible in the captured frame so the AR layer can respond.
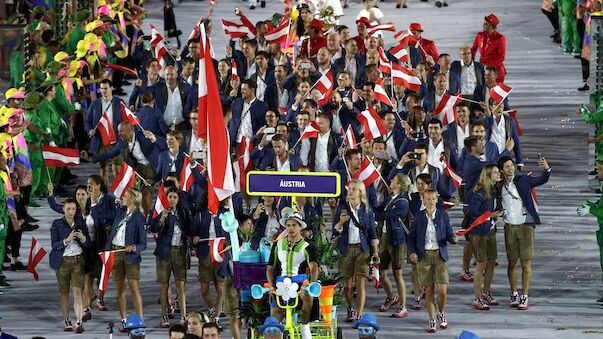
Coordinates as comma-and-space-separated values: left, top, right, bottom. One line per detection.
334, 179, 379, 322
375, 173, 412, 318
106, 188, 147, 332
187, 311, 210, 337
466, 164, 503, 311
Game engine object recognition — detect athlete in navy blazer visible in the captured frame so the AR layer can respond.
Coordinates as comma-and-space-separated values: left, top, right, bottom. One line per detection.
229, 96, 269, 145
86, 95, 124, 155
150, 206, 192, 260
135, 104, 169, 138
449, 60, 485, 91
375, 193, 410, 246
422, 89, 455, 114
333, 202, 378, 255
105, 207, 147, 264
154, 149, 185, 182
484, 112, 524, 166
49, 216, 91, 270
408, 205, 456, 262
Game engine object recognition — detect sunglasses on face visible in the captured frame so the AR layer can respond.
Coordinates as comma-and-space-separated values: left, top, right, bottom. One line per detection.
357, 326, 375, 336
130, 328, 145, 336
263, 327, 282, 335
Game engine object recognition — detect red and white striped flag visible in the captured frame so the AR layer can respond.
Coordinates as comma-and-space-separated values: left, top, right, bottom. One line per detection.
433, 93, 461, 125
456, 210, 492, 236
366, 22, 396, 37
152, 181, 170, 219
26, 237, 46, 281
440, 154, 462, 188
180, 154, 204, 193
197, 25, 209, 140
97, 111, 117, 146
507, 109, 523, 136
394, 29, 418, 46
389, 43, 410, 63
343, 125, 357, 150
188, 20, 201, 43
120, 102, 141, 126
357, 108, 388, 141
352, 157, 380, 187
150, 23, 169, 76
314, 70, 334, 106
265, 17, 290, 44
300, 120, 321, 140
236, 136, 253, 192
42, 145, 80, 167
198, 24, 236, 213
99, 250, 115, 291
209, 237, 226, 265
391, 63, 421, 92
231, 60, 239, 81
112, 162, 136, 200
378, 47, 391, 74
373, 78, 394, 107
351, 86, 360, 103
221, 19, 256, 39
489, 83, 512, 103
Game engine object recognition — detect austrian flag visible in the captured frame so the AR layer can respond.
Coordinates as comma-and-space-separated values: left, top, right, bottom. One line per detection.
99, 251, 115, 291
264, 17, 290, 44
357, 108, 387, 141
112, 162, 137, 199
373, 78, 393, 107
352, 157, 380, 187
433, 94, 462, 125
180, 154, 204, 192
391, 63, 421, 92
26, 237, 46, 281
210, 237, 226, 265
489, 83, 512, 103
152, 181, 170, 219
120, 102, 141, 126
97, 111, 117, 146
344, 125, 358, 150
389, 43, 410, 63
42, 145, 80, 167
440, 154, 463, 188
314, 71, 334, 105
300, 120, 321, 140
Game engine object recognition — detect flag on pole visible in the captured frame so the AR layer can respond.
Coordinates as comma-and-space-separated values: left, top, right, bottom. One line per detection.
489, 83, 512, 102
221, 19, 257, 39
391, 63, 421, 92
97, 111, 117, 146
120, 102, 141, 126
300, 120, 321, 140
357, 108, 388, 141
351, 86, 360, 103
99, 251, 115, 291
149, 23, 169, 76
373, 78, 393, 107
389, 43, 410, 63
197, 26, 209, 140
25, 237, 46, 281
231, 60, 239, 81
180, 154, 204, 192
187, 20, 201, 43
197, 24, 236, 213
236, 136, 253, 192
209, 237, 226, 265
112, 163, 136, 199
314, 71, 334, 106
455, 210, 492, 236
343, 125, 357, 150
394, 29, 418, 46
42, 145, 80, 167
440, 155, 462, 188
432, 94, 462, 125
152, 181, 170, 219
366, 22, 396, 37
264, 16, 290, 44
352, 157, 380, 187
377, 47, 391, 74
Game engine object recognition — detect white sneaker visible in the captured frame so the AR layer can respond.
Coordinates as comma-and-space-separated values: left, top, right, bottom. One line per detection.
300, 323, 312, 339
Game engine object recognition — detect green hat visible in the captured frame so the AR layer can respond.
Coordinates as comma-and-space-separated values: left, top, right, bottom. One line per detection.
100, 15, 118, 24
73, 10, 90, 25
30, 5, 46, 16
36, 79, 58, 94
22, 92, 45, 110
44, 61, 66, 75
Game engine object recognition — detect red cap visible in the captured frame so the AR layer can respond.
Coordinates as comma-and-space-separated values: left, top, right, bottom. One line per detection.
485, 13, 499, 27
309, 18, 323, 32
409, 22, 423, 32
356, 17, 370, 26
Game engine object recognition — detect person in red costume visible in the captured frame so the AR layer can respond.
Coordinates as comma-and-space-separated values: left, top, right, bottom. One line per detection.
409, 22, 439, 68
471, 13, 507, 83
299, 19, 327, 62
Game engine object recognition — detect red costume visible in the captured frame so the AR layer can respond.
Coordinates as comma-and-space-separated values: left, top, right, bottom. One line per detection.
416, 37, 439, 63
471, 29, 506, 82
299, 35, 327, 61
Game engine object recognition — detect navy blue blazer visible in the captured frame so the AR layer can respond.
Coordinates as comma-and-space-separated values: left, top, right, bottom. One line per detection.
485, 115, 524, 165
333, 203, 378, 254
427, 71, 462, 95
422, 90, 454, 113
466, 187, 496, 235
333, 54, 366, 88
49, 217, 91, 270
154, 81, 194, 122
191, 208, 228, 259
461, 154, 491, 194
128, 76, 165, 110
408, 208, 456, 261
375, 194, 410, 246
259, 151, 303, 171
86, 97, 125, 154
90, 194, 118, 250
154, 150, 185, 182
250, 68, 278, 111
449, 60, 485, 90
228, 98, 268, 145
507, 170, 551, 225
105, 208, 147, 264
136, 105, 169, 138
150, 209, 192, 260
383, 128, 406, 160
458, 141, 509, 177
92, 128, 167, 170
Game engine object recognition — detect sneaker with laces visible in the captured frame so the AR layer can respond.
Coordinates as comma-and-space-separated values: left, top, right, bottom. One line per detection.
509, 291, 519, 307
427, 319, 437, 333
437, 312, 448, 329
392, 306, 408, 318
379, 296, 399, 312
160, 315, 171, 328
458, 269, 474, 282
168, 305, 175, 319
411, 296, 422, 310
346, 306, 357, 322
481, 291, 499, 306
207, 307, 216, 320
472, 297, 490, 310
119, 320, 128, 333
64, 319, 74, 332
517, 295, 529, 310
96, 299, 108, 311
75, 320, 84, 333
82, 308, 92, 322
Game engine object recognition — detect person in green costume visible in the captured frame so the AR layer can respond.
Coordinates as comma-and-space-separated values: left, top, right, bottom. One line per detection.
65, 11, 90, 56
577, 161, 603, 304
558, 0, 581, 55
22, 91, 50, 199
45, 61, 75, 117
37, 81, 67, 189
0, 142, 11, 287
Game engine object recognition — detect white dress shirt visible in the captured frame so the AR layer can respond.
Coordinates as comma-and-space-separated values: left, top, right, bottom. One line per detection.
501, 180, 527, 225
300, 139, 311, 166
164, 85, 184, 126
128, 134, 150, 165
384, 131, 398, 160
276, 155, 291, 172
456, 123, 470, 154
491, 115, 507, 154
344, 56, 358, 81
101, 98, 113, 125
460, 60, 477, 95
63, 221, 83, 257
348, 203, 361, 244
237, 98, 255, 143
314, 131, 330, 172
255, 71, 268, 102
171, 218, 183, 246
424, 209, 440, 250
112, 214, 131, 247
427, 139, 445, 173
